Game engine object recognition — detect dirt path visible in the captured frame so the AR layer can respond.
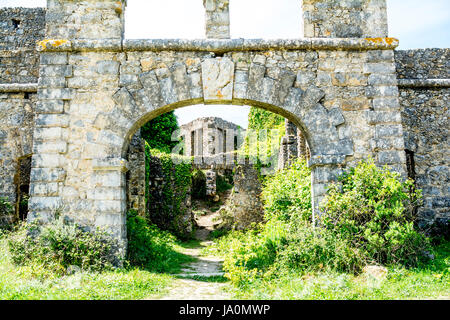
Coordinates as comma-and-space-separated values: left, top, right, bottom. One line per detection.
153, 191, 233, 300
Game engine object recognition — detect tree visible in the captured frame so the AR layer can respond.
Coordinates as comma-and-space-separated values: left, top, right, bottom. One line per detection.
141, 111, 179, 153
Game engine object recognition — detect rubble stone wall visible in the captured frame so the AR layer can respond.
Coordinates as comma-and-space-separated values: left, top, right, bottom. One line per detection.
396, 49, 450, 235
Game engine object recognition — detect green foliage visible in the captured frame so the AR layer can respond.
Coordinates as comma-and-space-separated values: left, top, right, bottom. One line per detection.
262, 158, 312, 222
321, 158, 429, 267
209, 158, 432, 287
248, 107, 285, 133
191, 169, 206, 199
145, 146, 194, 238
216, 173, 233, 193
141, 111, 179, 153
240, 107, 286, 170
0, 197, 14, 230
126, 210, 193, 273
7, 217, 116, 275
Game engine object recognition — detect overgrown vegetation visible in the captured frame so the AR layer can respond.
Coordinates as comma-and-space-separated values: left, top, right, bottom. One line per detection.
240, 107, 286, 171
7, 215, 117, 275
0, 209, 193, 299
0, 231, 172, 299
126, 210, 194, 273
145, 146, 194, 238
208, 158, 439, 289
191, 169, 207, 199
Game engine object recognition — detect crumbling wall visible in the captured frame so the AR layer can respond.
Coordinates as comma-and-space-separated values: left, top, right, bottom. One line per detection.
203, 0, 230, 39
221, 163, 264, 230
396, 49, 449, 236
0, 8, 44, 220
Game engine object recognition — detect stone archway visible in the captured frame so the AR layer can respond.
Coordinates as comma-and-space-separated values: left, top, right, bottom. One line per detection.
30, 38, 407, 257
84, 56, 354, 249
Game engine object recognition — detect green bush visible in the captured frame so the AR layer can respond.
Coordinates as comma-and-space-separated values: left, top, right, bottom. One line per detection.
211, 158, 431, 287
321, 158, 429, 267
262, 158, 312, 222
126, 210, 192, 273
216, 173, 233, 193
8, 216, 116, 275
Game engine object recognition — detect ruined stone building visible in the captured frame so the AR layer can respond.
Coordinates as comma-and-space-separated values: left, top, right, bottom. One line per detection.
0, 0, 448, 255
179, 116, 242, 167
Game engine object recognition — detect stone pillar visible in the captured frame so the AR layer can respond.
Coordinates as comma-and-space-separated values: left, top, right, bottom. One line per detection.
297, 128, 309, 160
278, 120, 299, 170
45, 0, 127, 40
302, 0, 388, 38
126, 130, 146, 217
227, 163, 264, 230
205, 169, 217, 196
203, 0, 230, 39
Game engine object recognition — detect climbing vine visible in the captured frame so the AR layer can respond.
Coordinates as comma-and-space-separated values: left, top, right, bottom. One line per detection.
145, 144, 194, 239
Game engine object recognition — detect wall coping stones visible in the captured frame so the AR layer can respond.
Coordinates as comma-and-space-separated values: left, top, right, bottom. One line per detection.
0, 83, 38, 93
36, 38, 399, 53
397, 79, 450, 88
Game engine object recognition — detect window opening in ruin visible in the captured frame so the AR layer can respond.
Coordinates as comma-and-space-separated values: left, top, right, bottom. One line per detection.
405, 149, 416, 181
14, 155, 31, 221
11, 19, 20, 29
230, 0, 303, 38
125, 0, 204, 39
191, 131, 195, 156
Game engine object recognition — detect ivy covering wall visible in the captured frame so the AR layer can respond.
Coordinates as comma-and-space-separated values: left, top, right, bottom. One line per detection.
145, 144, 194, 239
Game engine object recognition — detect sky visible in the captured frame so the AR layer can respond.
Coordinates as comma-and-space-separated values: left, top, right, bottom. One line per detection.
1, 0, 449, 127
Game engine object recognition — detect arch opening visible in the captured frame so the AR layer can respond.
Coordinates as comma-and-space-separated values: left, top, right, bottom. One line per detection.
124, 103, 311, 239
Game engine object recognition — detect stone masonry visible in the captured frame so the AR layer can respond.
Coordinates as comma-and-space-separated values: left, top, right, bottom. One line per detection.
0, 0, 447, 256
396, 49, 449, 236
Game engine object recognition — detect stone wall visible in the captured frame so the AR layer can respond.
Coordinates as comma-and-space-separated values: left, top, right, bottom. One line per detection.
203, 0, 230, 39
45, 0, 126, 40
0, 8, 44, 221
396, 49, 449, 235
0, 7, 45, 84
126, 130, 145, 216
302, 0, 388, 38
0, 92, 36, 204
221, 163, 264, 230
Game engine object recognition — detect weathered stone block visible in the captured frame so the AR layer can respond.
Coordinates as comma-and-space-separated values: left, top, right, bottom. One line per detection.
36, 100, 65, 114
30, 167, 66, 183
202, 58, 234, 102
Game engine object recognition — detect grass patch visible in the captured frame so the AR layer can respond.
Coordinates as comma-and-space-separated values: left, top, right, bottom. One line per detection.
0, 236, 172, 300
